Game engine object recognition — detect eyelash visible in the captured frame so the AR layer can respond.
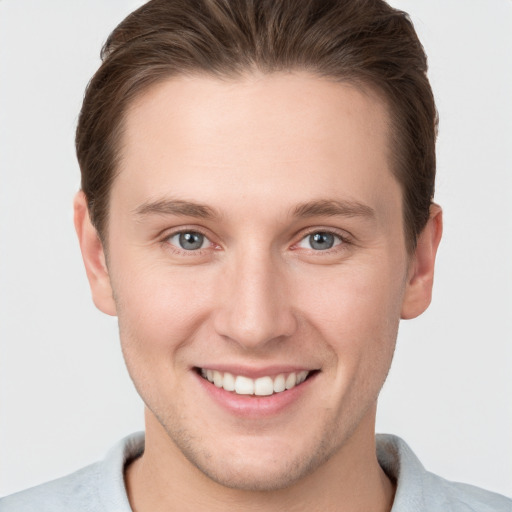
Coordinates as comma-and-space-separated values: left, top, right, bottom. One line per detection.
293, 228, 351, 254
160, 227, 352, 256
161, 227, 216, 257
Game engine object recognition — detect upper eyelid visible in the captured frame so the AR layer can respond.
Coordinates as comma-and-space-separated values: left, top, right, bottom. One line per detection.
296, 227, 351, 243
161, 226, 213, 241
300, 230, 344, 241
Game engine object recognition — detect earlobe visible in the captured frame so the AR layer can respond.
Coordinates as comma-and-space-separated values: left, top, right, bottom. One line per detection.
401, 204, 443, 320
73, 191, 117, 316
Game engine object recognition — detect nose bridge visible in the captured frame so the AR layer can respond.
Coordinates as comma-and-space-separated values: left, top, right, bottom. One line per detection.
214, 244, 297, 349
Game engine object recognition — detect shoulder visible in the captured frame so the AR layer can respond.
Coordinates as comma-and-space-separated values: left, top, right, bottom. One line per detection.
0, 432, 144, 512
377, 434, 512, 512
0, 462, 103, 512
422, 472, 512, 512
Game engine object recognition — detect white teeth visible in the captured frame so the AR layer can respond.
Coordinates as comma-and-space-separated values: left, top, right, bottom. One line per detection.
223, 372, 235, 391
200, 369, 311, 396
254, 376, 274, 396
273, 374, 286, 393
213, 370, 223, 387
296, 370, 308, 384
235, 375, 254, 395
285, 372, 296, 389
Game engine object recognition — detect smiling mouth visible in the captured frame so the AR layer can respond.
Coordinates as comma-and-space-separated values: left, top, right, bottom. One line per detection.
196, 368, 317, 396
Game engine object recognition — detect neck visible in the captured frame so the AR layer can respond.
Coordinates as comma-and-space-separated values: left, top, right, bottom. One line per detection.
125, 409, 395, 512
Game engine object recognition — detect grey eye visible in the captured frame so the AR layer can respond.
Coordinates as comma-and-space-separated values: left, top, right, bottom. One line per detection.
310, 232, 334, 250
298, 232, 342, 251
169, 231, 208, 250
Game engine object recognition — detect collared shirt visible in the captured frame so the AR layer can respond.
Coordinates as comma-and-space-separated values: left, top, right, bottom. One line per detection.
1, 432, 510, 511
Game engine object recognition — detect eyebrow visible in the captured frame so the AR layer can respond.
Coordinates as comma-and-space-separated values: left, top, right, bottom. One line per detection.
133, 199, 219, 219
292, 199, 375, 219
133, 197, 375, 222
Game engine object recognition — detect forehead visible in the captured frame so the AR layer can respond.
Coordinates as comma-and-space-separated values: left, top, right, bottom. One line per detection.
115, 72, 398, 221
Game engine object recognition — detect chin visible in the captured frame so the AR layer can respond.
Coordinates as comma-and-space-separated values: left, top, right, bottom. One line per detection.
166, 424, 335, 492
189, 449, 326, 492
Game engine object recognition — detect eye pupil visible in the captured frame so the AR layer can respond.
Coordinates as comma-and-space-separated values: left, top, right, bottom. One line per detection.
310, 232, 335, 250
179, 232, 204, 250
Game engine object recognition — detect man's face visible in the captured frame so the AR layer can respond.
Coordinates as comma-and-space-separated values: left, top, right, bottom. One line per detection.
96, 73, 417, 490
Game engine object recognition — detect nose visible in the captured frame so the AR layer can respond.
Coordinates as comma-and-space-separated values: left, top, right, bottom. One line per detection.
213, 248, 298, 350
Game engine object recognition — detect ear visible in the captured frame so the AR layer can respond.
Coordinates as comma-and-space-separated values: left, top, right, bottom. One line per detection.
401, 204, 443, 320
73, 191, 117, 316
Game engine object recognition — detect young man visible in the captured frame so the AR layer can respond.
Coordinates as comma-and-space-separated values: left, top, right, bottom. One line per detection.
1, 0, 510, 510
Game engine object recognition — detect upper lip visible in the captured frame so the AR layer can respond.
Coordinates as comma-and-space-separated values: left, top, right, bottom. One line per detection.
194, 364, 318, 379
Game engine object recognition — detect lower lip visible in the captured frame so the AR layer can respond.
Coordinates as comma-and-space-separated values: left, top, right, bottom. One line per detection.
194, 371, 317, 418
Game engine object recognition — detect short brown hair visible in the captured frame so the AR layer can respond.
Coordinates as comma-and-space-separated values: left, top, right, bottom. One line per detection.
76, 0, 437, 251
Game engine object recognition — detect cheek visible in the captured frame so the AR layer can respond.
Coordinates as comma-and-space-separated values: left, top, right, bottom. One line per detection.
113, 267, 212, 411
299, 259, 405, 329
295, 259, 406, 377
112, 260, 217, 363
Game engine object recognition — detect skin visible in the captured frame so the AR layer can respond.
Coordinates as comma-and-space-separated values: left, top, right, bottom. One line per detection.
74, 72, 442, 511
